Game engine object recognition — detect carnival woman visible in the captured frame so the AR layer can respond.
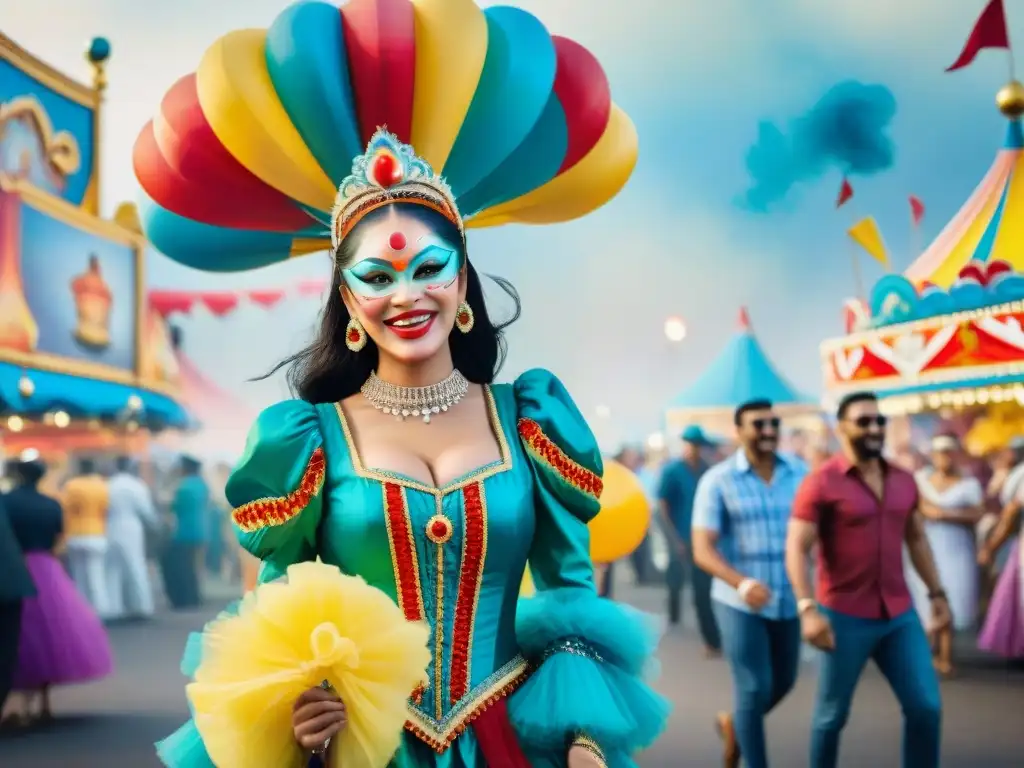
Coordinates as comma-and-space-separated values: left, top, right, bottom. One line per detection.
3, 451, 112, 725
147, 1, 665, 761
909, 435, 985, 676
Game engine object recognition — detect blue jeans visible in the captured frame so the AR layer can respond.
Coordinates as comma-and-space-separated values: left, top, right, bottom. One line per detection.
811, 608, 941, 768
714, 602, 801, 768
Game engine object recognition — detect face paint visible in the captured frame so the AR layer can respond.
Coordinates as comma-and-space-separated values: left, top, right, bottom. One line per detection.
342, 241, 460, 300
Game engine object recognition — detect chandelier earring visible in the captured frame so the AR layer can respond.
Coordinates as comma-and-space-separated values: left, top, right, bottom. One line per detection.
455, 302, 475, 334
345, 317, 367, 352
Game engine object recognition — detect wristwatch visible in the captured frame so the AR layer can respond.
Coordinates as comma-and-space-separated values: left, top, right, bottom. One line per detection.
797, 598, 817, 615
927, 589, 947, 601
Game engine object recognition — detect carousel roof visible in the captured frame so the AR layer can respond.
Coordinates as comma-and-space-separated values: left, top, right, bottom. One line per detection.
669, 308, 814, 412
905, 109, 1024, 288
0, 362, 190, 427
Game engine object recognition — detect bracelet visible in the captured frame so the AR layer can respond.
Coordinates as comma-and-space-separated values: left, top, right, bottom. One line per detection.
572, 734, 607, 767
737, 578, 758, 599
928, 589, 947, 601
797, 598, 817, 615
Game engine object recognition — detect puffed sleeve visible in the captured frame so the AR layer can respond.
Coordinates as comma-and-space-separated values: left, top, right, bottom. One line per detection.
508, 369, 670, 768
155, 401, 325, 768
226, 400, 326, 583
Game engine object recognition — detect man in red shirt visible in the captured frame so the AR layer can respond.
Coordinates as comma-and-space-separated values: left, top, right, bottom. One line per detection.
785, 391, 950, 768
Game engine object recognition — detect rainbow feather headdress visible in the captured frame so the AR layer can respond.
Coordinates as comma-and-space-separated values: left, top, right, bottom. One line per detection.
331, 129, 462, 249
133, 0, 638, 272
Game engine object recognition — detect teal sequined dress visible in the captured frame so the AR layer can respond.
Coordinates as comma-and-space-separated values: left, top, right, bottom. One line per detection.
158, 369, 669, 768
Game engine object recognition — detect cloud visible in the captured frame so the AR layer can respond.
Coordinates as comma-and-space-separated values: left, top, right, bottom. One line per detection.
741, 81, 897, 212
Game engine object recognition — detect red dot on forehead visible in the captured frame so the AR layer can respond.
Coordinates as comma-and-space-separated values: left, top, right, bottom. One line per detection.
388, 231, 407, 251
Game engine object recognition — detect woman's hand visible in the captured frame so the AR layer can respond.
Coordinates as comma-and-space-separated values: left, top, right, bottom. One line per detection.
292, 686, 347, 752
568, 744, 606, 768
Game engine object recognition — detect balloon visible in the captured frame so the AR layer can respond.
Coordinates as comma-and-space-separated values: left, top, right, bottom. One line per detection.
408, 0, 487, 172
266, 0, 363, 185
441, 6, 556, 198
197, 29, 336, 210
138, 76, 311, 232
468, 104, 638, 227
589, 459, 650, 565
133, 0, 637, 271
340, 0, 416, 143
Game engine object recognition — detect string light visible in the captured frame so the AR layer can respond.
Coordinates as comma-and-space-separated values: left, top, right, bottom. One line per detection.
878, 383, 1024, 415
646, 432, 666, 451
53, 411, 70, 428
6, 415, 23, 432
664, 316, 687, 342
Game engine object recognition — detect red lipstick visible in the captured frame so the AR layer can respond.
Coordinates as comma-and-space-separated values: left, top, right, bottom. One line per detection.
384, 310, 437, 340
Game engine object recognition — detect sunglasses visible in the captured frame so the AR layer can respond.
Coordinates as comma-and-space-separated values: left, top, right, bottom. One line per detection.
851, 415, 887, 429
751, 417, 781, 432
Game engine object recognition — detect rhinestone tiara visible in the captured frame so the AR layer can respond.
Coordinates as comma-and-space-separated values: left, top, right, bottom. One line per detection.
330, 129, 463, 251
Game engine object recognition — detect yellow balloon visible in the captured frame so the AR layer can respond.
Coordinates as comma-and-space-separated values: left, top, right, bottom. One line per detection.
196, 29, 336, 211
410, 0, 488, 173
466, 104, 638, 228
589, 459, 650, 565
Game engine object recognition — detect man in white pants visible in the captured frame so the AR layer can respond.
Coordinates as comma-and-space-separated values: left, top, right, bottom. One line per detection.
63, 458, 113, 619
106, 456, 159, 619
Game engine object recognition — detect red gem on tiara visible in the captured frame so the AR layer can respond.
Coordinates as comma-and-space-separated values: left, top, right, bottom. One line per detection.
371, 152, 402, 188
389, 231, 407, 251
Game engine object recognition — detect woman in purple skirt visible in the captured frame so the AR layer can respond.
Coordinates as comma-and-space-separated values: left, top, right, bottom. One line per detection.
3, 451, 113, 724
977, 474, 1023, 659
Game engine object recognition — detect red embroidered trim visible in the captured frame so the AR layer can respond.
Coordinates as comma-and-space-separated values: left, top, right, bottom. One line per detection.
231, 447, 326, 532
383, 482, 424, 622
450, 482, 487, 703
517, 418, 603, 499
405, 666, 531, 753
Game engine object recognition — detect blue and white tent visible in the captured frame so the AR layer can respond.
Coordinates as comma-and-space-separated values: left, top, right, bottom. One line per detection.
665, 308, 819, 436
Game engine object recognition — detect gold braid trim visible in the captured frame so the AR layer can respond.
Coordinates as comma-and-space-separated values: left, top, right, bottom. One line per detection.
572, 733, 608, 767
517, 418, 603, 500
231, 447, 325, 532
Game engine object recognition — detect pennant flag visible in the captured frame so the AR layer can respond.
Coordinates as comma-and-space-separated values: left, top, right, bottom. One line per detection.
909, 195, 925, 225
847, 216, 889, 267
836, 178, 854, 208
947, 0, 1009, 71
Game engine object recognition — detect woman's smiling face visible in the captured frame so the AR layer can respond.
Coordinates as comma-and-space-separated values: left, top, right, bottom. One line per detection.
339, 206, 466, 365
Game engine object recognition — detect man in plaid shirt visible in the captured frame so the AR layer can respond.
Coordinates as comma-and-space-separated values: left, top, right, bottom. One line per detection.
692, 399, 806, 768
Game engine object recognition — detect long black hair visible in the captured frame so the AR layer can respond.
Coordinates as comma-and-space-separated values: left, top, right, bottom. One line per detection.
262, 203, 520, 404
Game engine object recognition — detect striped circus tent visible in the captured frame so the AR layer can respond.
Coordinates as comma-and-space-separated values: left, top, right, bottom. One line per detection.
905, 119, 1024, 288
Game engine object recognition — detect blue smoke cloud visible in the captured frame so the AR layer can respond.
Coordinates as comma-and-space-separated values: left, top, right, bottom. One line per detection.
741, 81, 897, 212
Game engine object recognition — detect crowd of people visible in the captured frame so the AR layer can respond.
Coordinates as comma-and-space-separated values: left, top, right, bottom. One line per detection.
0, 450, 238, 731
602, 396, 1023, 768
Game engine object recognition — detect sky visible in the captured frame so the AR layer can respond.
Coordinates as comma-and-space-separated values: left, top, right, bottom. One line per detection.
2, 0, 1020, 449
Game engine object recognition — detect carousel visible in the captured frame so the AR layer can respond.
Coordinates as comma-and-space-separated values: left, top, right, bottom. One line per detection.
820, 81, 1024, 455
665, 307, 821, 439
0, 33, 190, 463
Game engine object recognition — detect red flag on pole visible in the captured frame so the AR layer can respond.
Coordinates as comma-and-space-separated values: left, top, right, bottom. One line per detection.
836, 178, 854, 208
909, 195, 925, 225
946, 0, 1010, 71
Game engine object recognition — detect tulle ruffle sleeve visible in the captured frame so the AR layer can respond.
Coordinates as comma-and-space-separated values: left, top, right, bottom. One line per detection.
226, 400, 326, 583
509, 369, 670, 768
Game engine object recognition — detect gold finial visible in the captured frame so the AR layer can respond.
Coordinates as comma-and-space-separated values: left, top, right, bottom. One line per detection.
85, 37, 111, 93
997, 80, 1024, 118
114, 202, 142, 234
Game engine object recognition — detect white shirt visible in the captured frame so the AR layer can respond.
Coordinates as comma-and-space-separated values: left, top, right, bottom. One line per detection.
1001, 463, 1024, 506
106, 472, 159, 532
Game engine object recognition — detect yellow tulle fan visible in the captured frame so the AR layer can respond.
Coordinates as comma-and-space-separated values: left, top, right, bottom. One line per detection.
187, 561, 430, 768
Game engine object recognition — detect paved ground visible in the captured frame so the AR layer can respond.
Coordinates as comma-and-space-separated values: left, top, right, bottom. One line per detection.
1, 574, 1022, 767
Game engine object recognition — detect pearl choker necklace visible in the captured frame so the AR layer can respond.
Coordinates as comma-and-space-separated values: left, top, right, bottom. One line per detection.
360, 369, 470, 423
